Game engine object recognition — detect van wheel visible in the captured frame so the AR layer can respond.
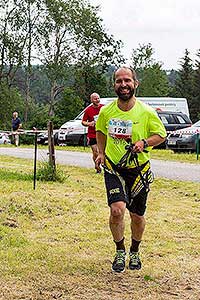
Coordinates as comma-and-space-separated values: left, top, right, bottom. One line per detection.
79, 134, 87, 146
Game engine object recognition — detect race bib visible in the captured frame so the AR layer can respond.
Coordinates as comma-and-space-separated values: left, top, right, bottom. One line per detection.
108, 119, 132, 139
93, 115, 99, 122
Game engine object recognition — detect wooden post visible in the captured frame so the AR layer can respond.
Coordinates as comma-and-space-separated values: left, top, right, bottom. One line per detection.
196, 132, 199, 160
33, 132, 38, 190
48, 121, 56, 170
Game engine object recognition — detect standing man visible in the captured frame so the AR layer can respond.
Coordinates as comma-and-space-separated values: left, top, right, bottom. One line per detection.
82, 92, 104, 173
12, 111, 22, 146
95, 66, 166, 273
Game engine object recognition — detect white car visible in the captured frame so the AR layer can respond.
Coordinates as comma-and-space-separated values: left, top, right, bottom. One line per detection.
57, 98, 114, 146
57, 97, 191, 146
0, 132, 11, 144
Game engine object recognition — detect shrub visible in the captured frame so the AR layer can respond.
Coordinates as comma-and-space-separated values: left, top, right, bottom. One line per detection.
36, 162, 65, 182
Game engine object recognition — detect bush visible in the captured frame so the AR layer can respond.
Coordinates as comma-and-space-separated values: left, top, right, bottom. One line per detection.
19, 134, 35, 145
36, 162, 65, 182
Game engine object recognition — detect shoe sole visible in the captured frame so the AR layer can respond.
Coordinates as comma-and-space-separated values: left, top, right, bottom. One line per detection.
111, 266, 126, 273
129, 265, 141, 270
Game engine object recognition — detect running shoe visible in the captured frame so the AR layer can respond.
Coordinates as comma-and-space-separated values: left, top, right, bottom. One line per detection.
129, 252, 141, 270
112, 250, 126, 273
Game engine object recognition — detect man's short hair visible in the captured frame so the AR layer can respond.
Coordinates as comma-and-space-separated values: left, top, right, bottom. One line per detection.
90, 92, 100, 99
113, 66, 138, 82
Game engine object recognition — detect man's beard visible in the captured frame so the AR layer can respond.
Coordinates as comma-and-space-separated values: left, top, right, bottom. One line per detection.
115, 86, 135, 101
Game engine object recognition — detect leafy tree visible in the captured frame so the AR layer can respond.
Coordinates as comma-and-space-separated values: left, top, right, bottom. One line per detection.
0, 82, 24, 129
0, 0, 46, 123
54, 87, 84, 127
0, 0, 27, 86
37, 0, 124, 114
70, 0, 124, 104
36, 0, 75, 116
73, 65, 110, 106
130, 43, 170, 97
25, 102, 50, 129
131, 43, 155, 71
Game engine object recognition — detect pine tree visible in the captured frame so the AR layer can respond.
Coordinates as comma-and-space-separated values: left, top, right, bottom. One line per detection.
193, 50, 200, 121
173, 49, 195, 121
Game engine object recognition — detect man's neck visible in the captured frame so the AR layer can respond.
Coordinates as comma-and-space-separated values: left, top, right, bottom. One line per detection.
117, 96, 136, 111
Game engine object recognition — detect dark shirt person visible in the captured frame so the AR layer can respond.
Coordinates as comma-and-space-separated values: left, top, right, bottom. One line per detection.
12, 111, 22, 146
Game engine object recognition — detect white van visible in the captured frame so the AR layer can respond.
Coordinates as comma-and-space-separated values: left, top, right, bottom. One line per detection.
57, 97, 190, 146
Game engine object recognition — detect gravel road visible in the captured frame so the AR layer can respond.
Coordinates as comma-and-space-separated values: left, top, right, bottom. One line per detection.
0, 147, 200, 183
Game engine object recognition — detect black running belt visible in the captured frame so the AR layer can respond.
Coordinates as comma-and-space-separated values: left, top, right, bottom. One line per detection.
105, 143, 152, 193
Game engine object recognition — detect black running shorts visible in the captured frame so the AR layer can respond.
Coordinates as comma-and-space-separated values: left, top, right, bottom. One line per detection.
104, 164, 150, 216
88, 137, 97, 146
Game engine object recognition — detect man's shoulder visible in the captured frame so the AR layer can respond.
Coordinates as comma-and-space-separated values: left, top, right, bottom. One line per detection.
136, 99, 156, 113
100, 99, 117, 112
83, 105, 93, 115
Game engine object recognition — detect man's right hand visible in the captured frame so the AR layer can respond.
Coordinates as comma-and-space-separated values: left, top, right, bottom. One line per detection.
95, 153, 105, 171
90, 121, 95, 127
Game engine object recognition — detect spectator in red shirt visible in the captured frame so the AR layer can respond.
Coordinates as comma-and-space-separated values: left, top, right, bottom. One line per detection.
82, 93, 104, 173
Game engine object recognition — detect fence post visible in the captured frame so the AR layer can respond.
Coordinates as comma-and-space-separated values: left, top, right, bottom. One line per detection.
83, 127, 87, 149
33, 132, 38, 190
196, 132, 199, 160
48, 121, 56, 170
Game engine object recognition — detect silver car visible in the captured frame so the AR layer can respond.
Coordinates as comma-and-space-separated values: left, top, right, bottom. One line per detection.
167, 120, 200, 152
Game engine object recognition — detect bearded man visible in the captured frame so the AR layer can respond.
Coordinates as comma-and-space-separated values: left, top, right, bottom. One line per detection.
95, 66, 166, 273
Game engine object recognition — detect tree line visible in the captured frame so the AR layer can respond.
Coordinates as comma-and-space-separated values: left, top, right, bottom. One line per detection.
0, 0, 199, 131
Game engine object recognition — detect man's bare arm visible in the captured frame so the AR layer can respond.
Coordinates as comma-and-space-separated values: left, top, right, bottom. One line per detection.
95, 130, 107, 168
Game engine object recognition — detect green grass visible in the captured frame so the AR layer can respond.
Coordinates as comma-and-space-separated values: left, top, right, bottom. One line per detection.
0, 155, 200, 299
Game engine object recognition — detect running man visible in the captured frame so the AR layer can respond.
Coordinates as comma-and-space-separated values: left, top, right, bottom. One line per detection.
82, 93, 104, 173
95, 67, 166, 272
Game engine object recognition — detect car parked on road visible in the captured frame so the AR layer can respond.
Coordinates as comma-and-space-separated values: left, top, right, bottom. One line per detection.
156, 111, 192, 148
57, 109, 192, 147
157, 111, 192, 133
37, 131, 59, 145
166, 120, 200, 152
0, 132, 11, 144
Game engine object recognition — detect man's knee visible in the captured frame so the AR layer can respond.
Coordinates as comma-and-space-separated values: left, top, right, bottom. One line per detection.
110, 202, 126, 219
130, 212, 145, 225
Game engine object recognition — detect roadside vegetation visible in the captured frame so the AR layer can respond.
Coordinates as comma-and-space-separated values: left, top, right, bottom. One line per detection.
0, 155, 200, 299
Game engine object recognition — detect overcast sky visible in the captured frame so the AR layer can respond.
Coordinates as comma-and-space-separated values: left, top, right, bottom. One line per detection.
90, 0, 200, 70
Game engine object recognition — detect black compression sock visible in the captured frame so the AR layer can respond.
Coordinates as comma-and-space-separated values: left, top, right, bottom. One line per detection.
130, 239, 141, 253
114, 237, 125, 251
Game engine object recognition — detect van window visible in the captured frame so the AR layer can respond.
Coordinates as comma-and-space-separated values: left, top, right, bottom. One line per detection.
176, 115, 187, 124
75, 112, 84, 120
159, 113, 175, 124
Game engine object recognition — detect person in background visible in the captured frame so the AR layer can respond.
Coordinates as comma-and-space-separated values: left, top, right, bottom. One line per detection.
95, 66, 167, 273
12, 111, 22, 146
82, 93, 104, 173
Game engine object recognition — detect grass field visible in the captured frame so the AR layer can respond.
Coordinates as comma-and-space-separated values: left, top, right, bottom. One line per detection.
0, 155, 200, 299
